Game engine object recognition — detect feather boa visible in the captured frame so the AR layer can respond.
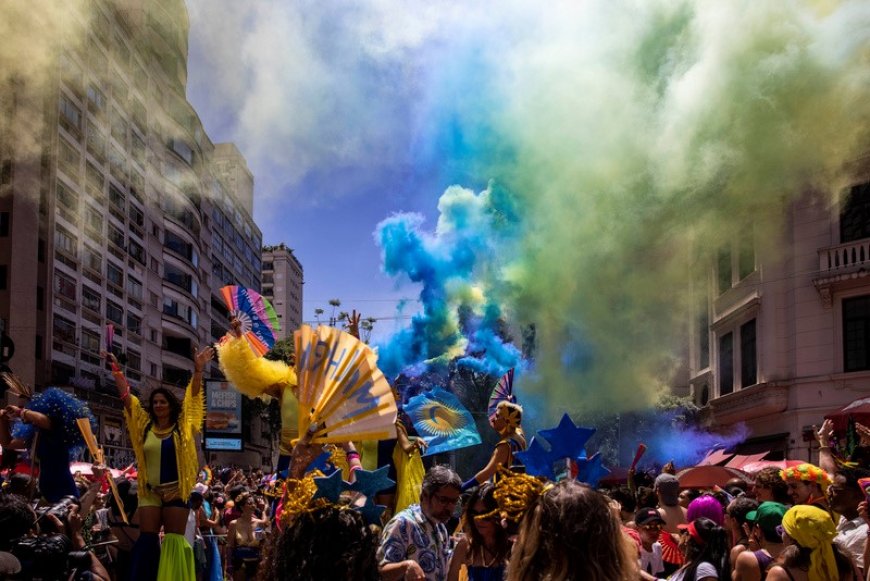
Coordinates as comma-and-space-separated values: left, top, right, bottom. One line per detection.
12, 388, 96, 460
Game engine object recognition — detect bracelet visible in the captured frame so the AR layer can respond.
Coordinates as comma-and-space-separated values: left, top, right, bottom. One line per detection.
120, 388, 130, 401
346, 451, 360, 461
111, 361, 122, 373
21, 410, 29, 423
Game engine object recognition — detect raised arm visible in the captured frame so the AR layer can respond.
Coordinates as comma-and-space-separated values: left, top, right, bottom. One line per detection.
4, 405, 51, 431
103, 351, 133, 413
191, 345, 215, 400
815, 419, 836, 476
463, 442, 511, 490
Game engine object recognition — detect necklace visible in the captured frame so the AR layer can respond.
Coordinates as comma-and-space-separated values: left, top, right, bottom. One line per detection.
477, 545, 499, 568
151, 423, 176, 438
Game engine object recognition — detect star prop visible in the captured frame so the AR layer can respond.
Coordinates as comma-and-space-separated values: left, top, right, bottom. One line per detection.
357, 498, 387, 525
348, 466, 395, 499
574, 452, 610, 487
538, 414, 595, 462
313, 469, 347, 503
307, 450, 336, 475
516, 436, 557, 480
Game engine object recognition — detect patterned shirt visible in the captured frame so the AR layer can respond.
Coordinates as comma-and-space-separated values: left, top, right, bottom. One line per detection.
378, 504, 451, 581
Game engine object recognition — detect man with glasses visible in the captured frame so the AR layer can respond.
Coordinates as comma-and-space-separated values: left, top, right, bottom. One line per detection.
378, 465, 462, 581
635, 507, 666, 577
829, 466, 870, 575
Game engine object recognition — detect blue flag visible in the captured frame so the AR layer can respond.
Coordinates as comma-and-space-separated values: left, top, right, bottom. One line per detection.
405, 388, 481, 456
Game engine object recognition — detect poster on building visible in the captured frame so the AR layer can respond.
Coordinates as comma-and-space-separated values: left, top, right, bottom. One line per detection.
102, 417, 123, 448
205, 380, 242, 435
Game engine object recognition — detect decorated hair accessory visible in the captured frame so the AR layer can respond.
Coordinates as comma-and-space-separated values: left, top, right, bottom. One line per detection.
0, 372, 33, 399
515, 413, 597, 481
496, 401, 523, 432
487, 368, 517, 421
278, 466, 395, 526
476, 467, 552, 523
12, 388, 96, 460
779, 463, 832, 491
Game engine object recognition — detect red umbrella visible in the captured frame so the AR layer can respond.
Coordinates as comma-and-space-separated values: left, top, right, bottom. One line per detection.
825, 397, 870, 432
676, 465, 748, 488
741, 460, 803, 474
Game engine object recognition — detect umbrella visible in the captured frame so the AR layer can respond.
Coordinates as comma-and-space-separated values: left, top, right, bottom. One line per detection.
69, 462, 123, 478
825, 397, 870, 432
741, 459, 803, 474
676, 465, 748, 488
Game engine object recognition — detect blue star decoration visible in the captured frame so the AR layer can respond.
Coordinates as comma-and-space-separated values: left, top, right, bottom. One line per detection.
516, 436, 558, 480
516, 414, 597, 480
574, 452, 610, 487
306, 450, 337, 476
538, 413, 595, 462
313, 468, 347, 503
357, 499, 387, 525
348, 466, 396, 499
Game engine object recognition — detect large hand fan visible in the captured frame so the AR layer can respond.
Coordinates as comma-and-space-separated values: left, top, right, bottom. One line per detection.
294, 324, 397, 443
487, 368, 516, 419
220, 285, 280, 357
406, 388, 481, 456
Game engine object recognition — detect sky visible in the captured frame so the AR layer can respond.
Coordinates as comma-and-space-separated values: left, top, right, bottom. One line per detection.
182, 0, 870, 417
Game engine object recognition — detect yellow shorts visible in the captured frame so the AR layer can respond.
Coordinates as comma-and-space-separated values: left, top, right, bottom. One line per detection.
139, 481, 187, 509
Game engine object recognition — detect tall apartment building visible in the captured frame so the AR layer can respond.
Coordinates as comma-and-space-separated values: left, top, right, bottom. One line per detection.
261, 243, 304, 339
0, 0, 275, 468
686, 171, 870, 461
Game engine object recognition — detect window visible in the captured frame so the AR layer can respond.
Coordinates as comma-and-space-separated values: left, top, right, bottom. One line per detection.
56, 181, 77, 211
164, 263, 192, 293
82, 246, 101, 273
841, 182, 870, 243
698, 298, 710, 369
126, 276, 143, 300
59, 95, 82, 136
82, 285, 100, 312
86, 162, 104, 196
108, 224, 124, 249
58, 139, 80, 175
36, 285, 44, 309
81, 329, 100, 353
132, 132, 146, 165
0, 160, 11, 185
54, 271, 76, 300
127, 313, 142, 335
86, 122, 106, 161
106, 301, 123, 325
107, 262, 123, 287
86, 84, 106, 114
740, 319, 757, 387
717, 246, 732, 294
109, 183, 125, 209
128, 240, 145, 264
0, 265, 6, 290
844, 295, 870, 372
127, 349, 141, 372
164, 230, 193, 260
738, 235, 755, 279
54, 226, 76, 255
718, 333, 734, 396
84, 206, 102, 234
53, 315, 76, 343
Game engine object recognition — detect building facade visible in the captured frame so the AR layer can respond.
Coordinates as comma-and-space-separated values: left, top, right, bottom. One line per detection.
261, 243, 304, 339
0, 0, 275, 469
687, 173, 870, 461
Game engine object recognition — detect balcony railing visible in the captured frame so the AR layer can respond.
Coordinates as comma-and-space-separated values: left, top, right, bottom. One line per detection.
818, 239, 870, 273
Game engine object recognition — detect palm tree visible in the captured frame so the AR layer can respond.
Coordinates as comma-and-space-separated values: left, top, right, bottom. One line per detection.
328, 299, 341, 326
314, 308, 324, 324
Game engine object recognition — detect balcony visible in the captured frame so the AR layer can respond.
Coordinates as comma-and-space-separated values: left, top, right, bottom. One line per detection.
814, 238, 870, 308
709, 382, 789, 426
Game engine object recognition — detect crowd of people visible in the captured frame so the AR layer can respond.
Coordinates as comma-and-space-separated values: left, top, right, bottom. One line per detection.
0, 315, 866, 580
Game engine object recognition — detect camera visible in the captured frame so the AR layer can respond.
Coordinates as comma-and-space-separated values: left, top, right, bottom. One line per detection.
35, 495, 79, 524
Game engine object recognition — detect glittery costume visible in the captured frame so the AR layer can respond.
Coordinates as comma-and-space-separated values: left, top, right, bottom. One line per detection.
11, 388, 96, 502
123, 380, 204, 505
216, 334, 299, 469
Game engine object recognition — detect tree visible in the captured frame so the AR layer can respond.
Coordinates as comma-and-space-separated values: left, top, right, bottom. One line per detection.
328, 299, 341, 326
314, 308, 324, 324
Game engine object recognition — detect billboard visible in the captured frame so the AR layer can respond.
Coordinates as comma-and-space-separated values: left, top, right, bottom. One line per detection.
205, 380, 242, 435
205, 437, 243, 451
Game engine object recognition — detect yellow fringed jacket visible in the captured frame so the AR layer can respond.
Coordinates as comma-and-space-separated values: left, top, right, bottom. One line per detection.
216, 334, 299, 454
124, 380, 204, 499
